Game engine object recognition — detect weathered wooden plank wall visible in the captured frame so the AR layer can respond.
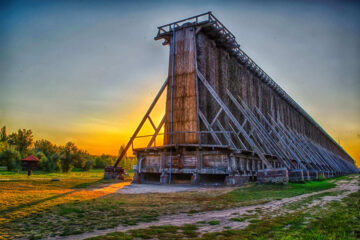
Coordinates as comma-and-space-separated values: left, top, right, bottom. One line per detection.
164, 27, 198, 144
196, 31, 352, 162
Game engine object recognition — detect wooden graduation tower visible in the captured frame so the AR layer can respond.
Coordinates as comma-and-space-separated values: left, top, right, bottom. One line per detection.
105, 12, 358, 184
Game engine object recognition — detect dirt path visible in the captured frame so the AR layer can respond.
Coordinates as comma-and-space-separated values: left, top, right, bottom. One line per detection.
115, 183, 235, 194
52, 176, 359, 240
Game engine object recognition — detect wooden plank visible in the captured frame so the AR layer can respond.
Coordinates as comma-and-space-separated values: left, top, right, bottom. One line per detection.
197, 70, 272, 169
165, 27, 198, 145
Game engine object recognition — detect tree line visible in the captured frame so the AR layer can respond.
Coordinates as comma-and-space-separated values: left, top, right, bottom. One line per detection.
0, 126, 136, 172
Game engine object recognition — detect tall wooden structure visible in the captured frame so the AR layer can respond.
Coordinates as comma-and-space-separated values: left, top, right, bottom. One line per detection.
107, 12, 358, 184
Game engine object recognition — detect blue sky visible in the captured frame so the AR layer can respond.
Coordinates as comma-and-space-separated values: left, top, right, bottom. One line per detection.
0, 0, 359, 164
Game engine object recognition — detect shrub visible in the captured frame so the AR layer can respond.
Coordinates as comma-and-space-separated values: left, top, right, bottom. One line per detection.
83, 160, 94, 171
36, 151, 48, 170
0, 148, 21, 171
36, 151, 60, 172
94, 154, 116, 169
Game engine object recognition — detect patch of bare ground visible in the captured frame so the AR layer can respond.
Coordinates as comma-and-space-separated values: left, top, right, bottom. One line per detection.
115, 183, 235, 194
52, 175, 359, 240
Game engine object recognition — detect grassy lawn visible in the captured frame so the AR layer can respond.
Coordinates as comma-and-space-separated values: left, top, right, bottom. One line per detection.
88, 224, 200, 240
86, 191, 360, 240
0, 168, 104, 179
88, 178, 360, 240
0, 168, 135, 180
199, 190, 360, 240
225, 180, 336, 203
0, 171, 353, 240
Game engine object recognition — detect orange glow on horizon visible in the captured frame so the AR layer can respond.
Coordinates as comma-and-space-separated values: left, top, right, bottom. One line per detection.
2, 82, 168, 158
2, 85, 359, 168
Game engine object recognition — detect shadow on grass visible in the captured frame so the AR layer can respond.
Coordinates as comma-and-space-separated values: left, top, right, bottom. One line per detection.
0, 190, 77, 215
0, 179, 111, 215
71, 179, 113, 189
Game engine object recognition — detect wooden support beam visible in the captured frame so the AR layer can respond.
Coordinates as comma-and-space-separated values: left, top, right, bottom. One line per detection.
215, 120, 235, 148
210, 108, 223, 127
274, 119, 332, 172
228, 121, 247, 149
114, 78, 168, 167
147, 115, 166, 148
198, 110, 222, 145
227, 90, 294, 169
147, 116, 157, 131
197, 70, 272, 169
297, 135, 335, 171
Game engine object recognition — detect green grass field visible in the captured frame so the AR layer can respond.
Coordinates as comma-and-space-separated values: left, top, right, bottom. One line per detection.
0, 168, 135, 180
0, 169, 357, 240
0, 168, 104, 179
89, 190, 360, 240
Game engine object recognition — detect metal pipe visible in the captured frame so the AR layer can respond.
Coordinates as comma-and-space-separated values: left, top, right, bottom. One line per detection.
194, 26, 201, 146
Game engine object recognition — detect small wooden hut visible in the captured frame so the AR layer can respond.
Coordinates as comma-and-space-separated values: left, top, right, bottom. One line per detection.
21, 155, 39, 176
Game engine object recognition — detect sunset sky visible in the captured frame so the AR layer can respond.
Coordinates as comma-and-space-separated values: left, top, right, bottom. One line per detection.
0, 0, 359, 166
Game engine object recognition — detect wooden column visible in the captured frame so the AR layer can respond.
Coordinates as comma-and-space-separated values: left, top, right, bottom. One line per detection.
164, 27, 198, 145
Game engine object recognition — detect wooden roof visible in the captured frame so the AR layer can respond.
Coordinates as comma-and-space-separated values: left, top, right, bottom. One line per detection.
22, 155, 39, 162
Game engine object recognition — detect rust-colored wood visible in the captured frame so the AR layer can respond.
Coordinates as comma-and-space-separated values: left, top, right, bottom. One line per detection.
164, 27, 198, 144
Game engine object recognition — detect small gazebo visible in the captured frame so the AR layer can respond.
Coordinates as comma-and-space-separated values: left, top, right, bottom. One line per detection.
21, 155, 39, 176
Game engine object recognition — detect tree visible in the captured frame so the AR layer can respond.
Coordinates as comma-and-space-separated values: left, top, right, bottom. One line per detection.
83, 159, 94, 171
34, 139, 61, 172
36, 151, 60, 172
34, 139, 58, 158
0, 148, 21, 171
60, 142, 80, 173
119, 156, 137, 170
94, 154, 116, 168
48, 152, 61, 172
7, 129, 33, 157
0, 126, 7, 142
36, 151, 48, 171
73, 149, 87, 169
0, 141, 8, 154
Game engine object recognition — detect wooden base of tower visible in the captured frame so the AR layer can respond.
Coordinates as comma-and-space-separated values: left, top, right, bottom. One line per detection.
133, 146, 293, 185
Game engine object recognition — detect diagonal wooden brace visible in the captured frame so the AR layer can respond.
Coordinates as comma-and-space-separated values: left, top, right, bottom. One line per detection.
197, 70, 272, 169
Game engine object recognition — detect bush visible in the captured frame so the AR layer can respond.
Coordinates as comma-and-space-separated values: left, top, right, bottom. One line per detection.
83, 160, 94, 171
49, 153, 61, 171
59, 142, 78, 173
37, 151, 60, 172
7, 157, 21, 171
60, 157, 73, 173
0, 148, 21, 171
94, 154, 116, 169
36, 151, 48, 169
